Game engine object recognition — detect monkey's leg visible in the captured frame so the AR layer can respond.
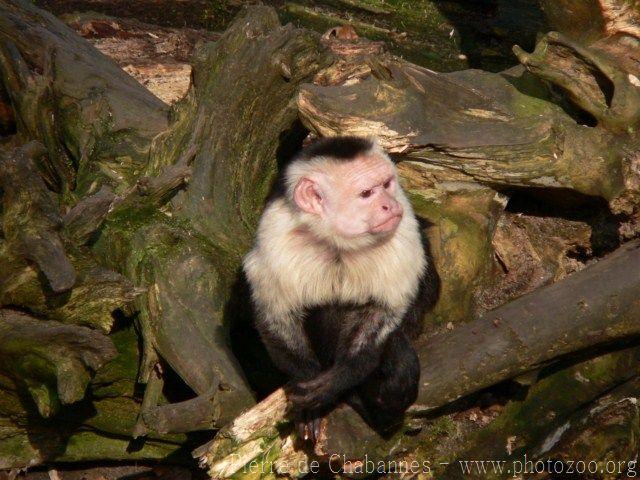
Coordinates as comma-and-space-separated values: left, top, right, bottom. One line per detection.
353, 329, 420, 433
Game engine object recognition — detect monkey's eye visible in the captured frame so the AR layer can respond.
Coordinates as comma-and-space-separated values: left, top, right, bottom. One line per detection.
360, 189, 373, 198
383, 179, 392, 189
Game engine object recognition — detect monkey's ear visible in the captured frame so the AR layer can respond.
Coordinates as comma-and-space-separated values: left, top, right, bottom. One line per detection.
293, 177, 323, 215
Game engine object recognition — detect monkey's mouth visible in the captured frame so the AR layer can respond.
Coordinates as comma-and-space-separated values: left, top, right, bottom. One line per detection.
371, 214, 402, 233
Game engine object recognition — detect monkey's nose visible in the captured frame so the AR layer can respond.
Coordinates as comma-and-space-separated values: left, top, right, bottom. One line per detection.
381, 202, 402, 215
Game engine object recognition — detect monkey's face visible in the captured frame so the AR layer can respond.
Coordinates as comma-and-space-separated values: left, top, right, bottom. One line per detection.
293, 154, 404, 243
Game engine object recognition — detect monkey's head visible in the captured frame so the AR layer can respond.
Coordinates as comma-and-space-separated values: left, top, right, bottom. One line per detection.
285, 136, 405, 250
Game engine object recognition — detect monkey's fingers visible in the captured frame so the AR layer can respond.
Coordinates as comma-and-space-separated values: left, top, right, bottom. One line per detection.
303, 414, 322, 446
293, 411, 314, 445
312, 416, 322, 444
285, 383, 314, 408
297, 419, 309, 442
284, 380, 310, 401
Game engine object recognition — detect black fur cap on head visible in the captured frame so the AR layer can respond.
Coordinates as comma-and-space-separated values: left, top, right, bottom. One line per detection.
296, 136, 375, 162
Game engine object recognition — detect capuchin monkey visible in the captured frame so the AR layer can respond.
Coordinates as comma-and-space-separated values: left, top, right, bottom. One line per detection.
243, 136, 438, 445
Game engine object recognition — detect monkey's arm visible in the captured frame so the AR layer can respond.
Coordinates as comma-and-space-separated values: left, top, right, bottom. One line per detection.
287, 305, 398, 411
256, 313, 321, 381
257, 313, 326, 444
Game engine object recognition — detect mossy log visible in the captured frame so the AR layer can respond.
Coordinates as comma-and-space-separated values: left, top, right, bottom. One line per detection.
0, 323, 188, 468
0, 309, 116, 418
526, 376, 640, 480
441, 346, 640, 479
444, 366, 640, 479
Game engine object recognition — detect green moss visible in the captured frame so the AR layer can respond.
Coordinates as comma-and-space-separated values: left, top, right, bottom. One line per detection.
57, 431, 184, 462
92, 324, 140, 398
429, 415, 457, 437
0, 419, 41, 468
275, 0, 547, 71
408, 189, 499, 325
450, 347, 640, 475
278, 1, 466, 71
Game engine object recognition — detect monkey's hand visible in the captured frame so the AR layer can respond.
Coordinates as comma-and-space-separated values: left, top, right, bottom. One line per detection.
285, 375, 336, 447
285, 372, 339, 412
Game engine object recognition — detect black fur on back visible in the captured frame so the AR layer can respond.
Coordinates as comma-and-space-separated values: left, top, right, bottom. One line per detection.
267, 136, 374, 202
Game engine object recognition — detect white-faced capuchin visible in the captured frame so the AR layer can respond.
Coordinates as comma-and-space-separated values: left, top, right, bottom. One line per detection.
243, 136, 438, 445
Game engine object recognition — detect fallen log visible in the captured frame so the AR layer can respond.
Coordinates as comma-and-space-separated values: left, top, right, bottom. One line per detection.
297, 33, 640, 216
442, 346, 640, 479
0, 322, 188, 468
413, 238, 640, 411
525, 376, 640, 480
196, 239, 640, 476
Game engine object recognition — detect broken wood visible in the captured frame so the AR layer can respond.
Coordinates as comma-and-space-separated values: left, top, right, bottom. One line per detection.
62, 186, 116, 245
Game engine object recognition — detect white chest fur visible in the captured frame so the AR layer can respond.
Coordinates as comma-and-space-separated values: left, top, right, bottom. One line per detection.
244, 198, 426, 318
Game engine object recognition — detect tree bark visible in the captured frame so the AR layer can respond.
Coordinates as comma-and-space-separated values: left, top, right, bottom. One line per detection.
0, 0, 168, 196
0, 308, 116, 417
